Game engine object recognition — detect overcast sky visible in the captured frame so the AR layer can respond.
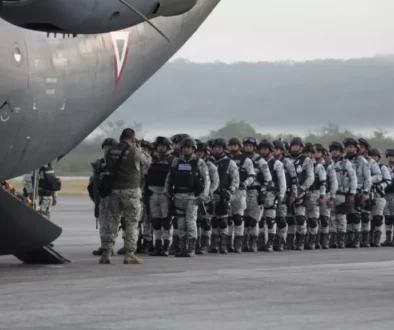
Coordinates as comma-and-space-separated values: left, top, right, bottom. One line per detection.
173, 0, 394, 62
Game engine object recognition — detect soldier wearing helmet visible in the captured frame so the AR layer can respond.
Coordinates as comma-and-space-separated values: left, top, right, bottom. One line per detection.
343, 137, 372, 248
286, 137, 315, 251
145, 136, 175, 257
382, 149, 394, 246
368, 148, 391, 247
242, 137, 272, 253
165, 137, 210, 257
195, 141, 220, 255
170, 134, 191, 158
227, 137, 256, 253
209, 138, 240, 254
271, 139, 298, 251
257, 139, 287, 252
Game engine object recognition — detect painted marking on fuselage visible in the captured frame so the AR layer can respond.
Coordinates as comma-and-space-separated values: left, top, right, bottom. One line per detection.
110, 29, 132, 88
0, 115, 10, 122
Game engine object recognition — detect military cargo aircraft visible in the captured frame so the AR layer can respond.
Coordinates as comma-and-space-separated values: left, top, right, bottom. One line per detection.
0, 0, 220, 264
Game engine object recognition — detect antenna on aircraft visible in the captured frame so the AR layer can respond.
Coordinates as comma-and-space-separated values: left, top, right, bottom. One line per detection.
118, 0, 172, 44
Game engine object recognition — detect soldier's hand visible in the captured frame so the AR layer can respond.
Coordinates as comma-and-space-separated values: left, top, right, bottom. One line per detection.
52, 197, 57, 206
239, 182, 247, 190
326, 198, 334, 208
222, 190, 232, 201
318, 195, 326, 206
287, 194, 296, 206
198, 194, 208, 203
345, 194, 355, 204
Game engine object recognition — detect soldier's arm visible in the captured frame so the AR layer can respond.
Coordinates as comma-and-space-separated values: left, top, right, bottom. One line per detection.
285, 159, 298, 195
259, 159, 272, 192
228, 160, 240, 193
317, 164, 327, 196
346, 161, 358, 195
164, 158, 177, 194
380, 165, 392, 190
198, 159, 210, 197
275, 161, 287, 200
301, 158, 315, 191
362, 160, 372, 193
328, 166, 338, 199
208, 163, 220, 194
139, 149, 152, 176
243, 158, 256, 187
370, 160, 383, 184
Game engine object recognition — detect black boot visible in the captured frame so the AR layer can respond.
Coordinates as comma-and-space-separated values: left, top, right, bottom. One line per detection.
242, 235, 249, 252
198, 236, 210, 255
209, 234, 219, 253
249, 235, 258, 252
329, 232, 338, 248
321, 233, 329, 249
382, 231, 393, 247
175, 238, 186, 257
117, 247, 126, 255
161, 239, 171, 256
285, 234, 295, 250
274, 235, 285, 252
304, 232, 309, 250
351, 232, 360, 248
361, 232, 370, 248
220, 234, 228, 254
315, 232, 321, 250
169, 235, 179, 255
93, 247, 103, 256
150, 239, 162, 256
307, 234, 316, 250
338, 232, 346, 249
295, 233, 305, 251
234, 236, 243, 253
257, 232, 266, 251
227, 235, 234, 252
346, 232, 354, 248
195, 236, 202, 254
264, 233, 275, 252
372, 231, 382, 247
185, 238, 196, 257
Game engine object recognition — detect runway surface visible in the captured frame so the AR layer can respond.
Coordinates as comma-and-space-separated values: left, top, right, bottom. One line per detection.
1, 196, 394, 330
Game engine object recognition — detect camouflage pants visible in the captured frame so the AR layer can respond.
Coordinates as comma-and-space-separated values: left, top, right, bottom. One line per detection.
141, 201, 152, 241
228, 189, 247, 238
288, 203, 307, 235
276, 203, 288, 238
260, 191, 277, 235
245, 190, 263, 237
370, 197, 386, 233
330, 194, 346, 233
39, 196, 53, 220
306, 190, 320, 235
149, 192, 172, 240
212, 193, 229, 236
174, 194, 198, 239
384, 193, 394, 231
98, 197, 109, 245
101, 188, 142, 252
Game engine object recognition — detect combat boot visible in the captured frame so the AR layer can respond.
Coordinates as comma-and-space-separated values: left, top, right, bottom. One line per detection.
169, 236, 179, 255
93, 247, 103, 256
382, 231, 393, 246
329, 232, 338, 248
249, 235, 258, 252
242, 235, 249, 252
304, 233, 309, 250
143, 240, 153, 255
372, 231, 382, 247
209, 234, 219, 253
264, 233, 275, 252
285, 234, 295, 250
321, 233, 329, 249
346, 232, 354, 248
274, 235, 285, 252
295, 233, 305, 251
124, 252, 143, 264
351, 232, 360, 248
117, 247, 126, 255
257, 233, 266, 251
338, 232, 346, 249
361, 232, 370, 248
220, 234, 228, 254
185, 238, 196, 257
150, 239, 162, 256
175, 238, 186, 257
99, 249, 112, 264
315, 233, 321, 250
227, 235, 234, 252
234, 236, 242, 253
198, 236, 210, 255
195, 236, 202, 253
161, 239, 171, 256
307, 234, 316, 250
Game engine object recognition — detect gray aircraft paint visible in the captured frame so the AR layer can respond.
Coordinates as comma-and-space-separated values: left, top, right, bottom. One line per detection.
0, 0, 220, 181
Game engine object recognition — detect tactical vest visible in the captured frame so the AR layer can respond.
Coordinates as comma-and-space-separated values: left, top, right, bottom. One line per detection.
280, 158, 293, 188
232, 153, 248, 182
293, 155, 307, 185
310, 163, 324, 191
147, 155, 174, 187
384, 164, 394, 194
249, 155, 265, 185
268, 158, 278, 187
213, 157, 231, 191
171, 158, 202, 194
323, 162, 331, 192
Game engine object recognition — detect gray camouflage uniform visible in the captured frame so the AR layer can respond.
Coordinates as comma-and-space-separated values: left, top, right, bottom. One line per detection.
319, 160, 338, 235
383, 164, 394, 244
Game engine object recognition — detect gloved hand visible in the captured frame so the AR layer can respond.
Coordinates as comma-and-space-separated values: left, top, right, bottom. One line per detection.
326, 198, 334, 208
318, 195, 326, 207
345, 194, 355, 204
222, 189, 232, 201
359, 193, 368, 206
258, 191, 266, 205
287, 194, 296, 206
239, 182, 247, 190
198, 194, 209, 203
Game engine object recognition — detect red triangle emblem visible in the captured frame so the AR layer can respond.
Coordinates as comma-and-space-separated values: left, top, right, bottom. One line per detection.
110, 29, 132, 88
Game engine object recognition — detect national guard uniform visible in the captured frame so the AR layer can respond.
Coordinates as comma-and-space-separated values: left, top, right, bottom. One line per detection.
258, 140, 286, 252
165, 138, 210, 257
209, 138, 240, 254
272, 140, 298, 251
287, 137, 315, 251
344, 138, 372, 248
383, 149, 394, 246
243, 137, 272, 252
227, 137, 256, 253
146, 136, 175, 256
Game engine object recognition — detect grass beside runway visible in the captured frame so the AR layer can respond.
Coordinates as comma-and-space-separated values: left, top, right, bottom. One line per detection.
8, 179, 89, 196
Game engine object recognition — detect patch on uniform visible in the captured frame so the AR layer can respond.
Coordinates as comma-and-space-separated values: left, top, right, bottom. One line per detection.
262, 164, 268, 169
178, 163, 192, 171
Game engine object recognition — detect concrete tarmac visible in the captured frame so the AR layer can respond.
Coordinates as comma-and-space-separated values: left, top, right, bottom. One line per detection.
1, 196, 394, 330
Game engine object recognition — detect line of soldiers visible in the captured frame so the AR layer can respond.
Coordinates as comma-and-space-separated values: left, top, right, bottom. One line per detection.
90, 133, 394, 261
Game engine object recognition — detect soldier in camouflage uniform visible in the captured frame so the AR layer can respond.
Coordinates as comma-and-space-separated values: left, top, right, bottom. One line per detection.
165, 138, 210, 257
227, 137, 256, 253
272, 140, 298, 251
382, 149, 394, 246
195, 141, 220, 254
344, 138, 372, 248
100, 128, 151, 264
243, 137, 272, 252
258, 139, 286, 252
369, 148, 392, 246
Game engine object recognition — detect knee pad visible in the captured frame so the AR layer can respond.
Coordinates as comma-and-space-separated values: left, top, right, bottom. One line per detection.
361, 212, 370, 224
372, 215, 383, 227
249, 218, 258, 227
244, 216, 251, 227
234, 214, 243, 226
320, 216, 329, 228
308, 218, 318, 229
348, 213, 360, 225
172, 217, 178, 230
162, 218, 172, 231
227, 216, 233, 226
211, 217, 219, 229
201, 217, 211, 231
295, 215, 306, 226
276, 217, 287, 229
152, 218, 162, 231
286, 216, 295, 226
258, 216, 265, 229
219, 218, 228, 229
266, 217, 275, 229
